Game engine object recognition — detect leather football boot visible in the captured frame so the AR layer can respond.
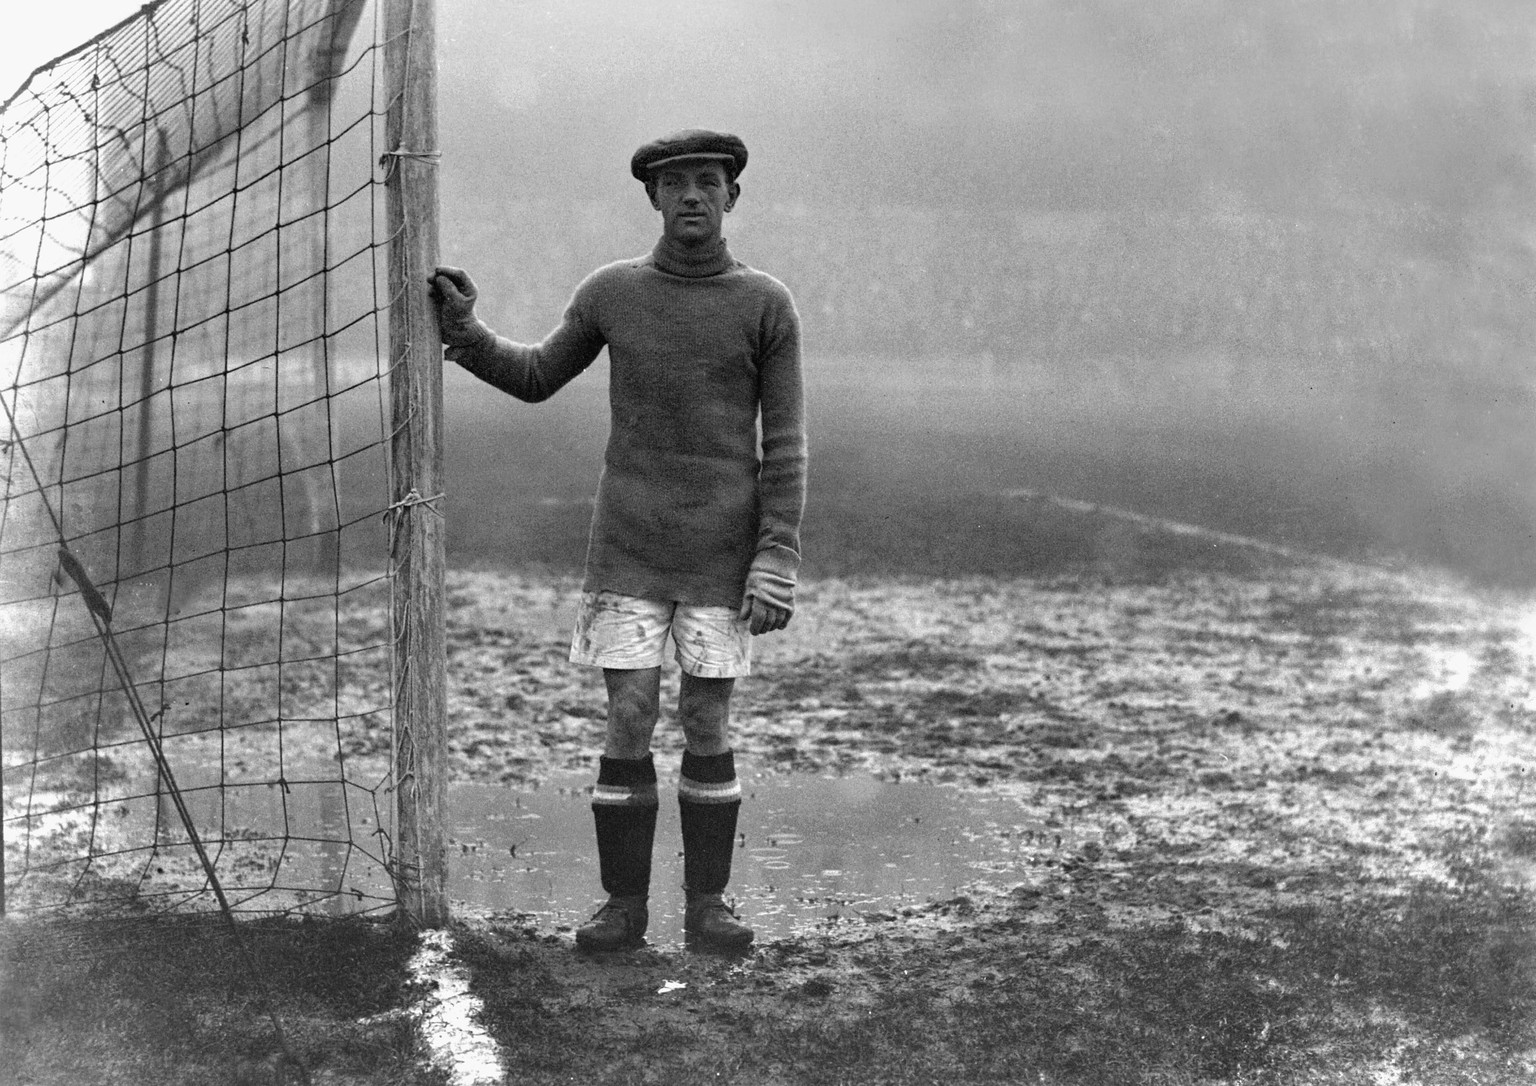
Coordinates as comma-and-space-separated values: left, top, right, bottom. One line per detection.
575, 895, 648, 951
684, 892, 754, 949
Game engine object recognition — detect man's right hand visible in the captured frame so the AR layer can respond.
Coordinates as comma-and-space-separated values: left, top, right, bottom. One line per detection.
427, 265, 490, 348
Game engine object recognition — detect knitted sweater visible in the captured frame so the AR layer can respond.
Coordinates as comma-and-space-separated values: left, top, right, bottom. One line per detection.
448, 238, 806, 610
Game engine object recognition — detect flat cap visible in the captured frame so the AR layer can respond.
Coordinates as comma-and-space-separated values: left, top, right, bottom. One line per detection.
630, 129, 748, 181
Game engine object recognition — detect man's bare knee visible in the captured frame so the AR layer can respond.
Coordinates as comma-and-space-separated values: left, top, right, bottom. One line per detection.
678, 673, 734, 755
604, 668, 661, 758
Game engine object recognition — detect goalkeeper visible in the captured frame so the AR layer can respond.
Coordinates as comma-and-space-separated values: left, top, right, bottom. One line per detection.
428, 129, 806, 951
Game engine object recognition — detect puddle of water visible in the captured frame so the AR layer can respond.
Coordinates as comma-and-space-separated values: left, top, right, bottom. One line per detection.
97, 761, 396, 915
111, 768, 1103, 943
451, 771, 1102, 946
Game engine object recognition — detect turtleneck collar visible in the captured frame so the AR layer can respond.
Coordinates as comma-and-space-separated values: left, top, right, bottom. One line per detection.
651, 236, 736, 278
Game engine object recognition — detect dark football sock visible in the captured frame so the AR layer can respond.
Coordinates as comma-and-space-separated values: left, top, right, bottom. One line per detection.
678, 750, 742, 895
591, 754, 659, 898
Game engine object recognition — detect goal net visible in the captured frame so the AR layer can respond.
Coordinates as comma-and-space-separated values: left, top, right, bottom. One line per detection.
1, 0, 434, 918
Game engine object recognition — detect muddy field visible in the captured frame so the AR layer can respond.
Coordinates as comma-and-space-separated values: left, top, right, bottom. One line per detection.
431, 535, 1536, 1084
4, 509, 1536, 1083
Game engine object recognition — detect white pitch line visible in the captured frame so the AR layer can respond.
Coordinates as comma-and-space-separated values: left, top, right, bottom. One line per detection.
408, 929, 506, 1086
1001, 486, 1392, 573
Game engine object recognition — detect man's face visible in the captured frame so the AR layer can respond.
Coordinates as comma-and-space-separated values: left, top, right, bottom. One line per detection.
648, 159, 738, 247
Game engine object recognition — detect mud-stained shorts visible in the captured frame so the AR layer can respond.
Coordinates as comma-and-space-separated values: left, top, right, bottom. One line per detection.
569, 591, 752, 678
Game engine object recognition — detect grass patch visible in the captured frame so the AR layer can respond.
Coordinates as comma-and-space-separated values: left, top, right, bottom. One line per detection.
804, 872, 1532, 1083
780, 933, 1298, 1084
0, 914, 442, 1086
845, 642, 986, 679
1404, 689, 1480, 737
1280, 861, 1536, 1045
911, 688, 1021, 719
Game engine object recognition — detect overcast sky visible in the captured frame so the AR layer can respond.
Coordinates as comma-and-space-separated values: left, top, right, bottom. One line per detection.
7, 1, 1529, 218
1, 1, 141, 99
427, 0, 1533, 219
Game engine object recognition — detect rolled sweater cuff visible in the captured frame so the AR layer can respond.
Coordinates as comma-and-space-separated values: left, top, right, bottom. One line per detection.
745, 545, 799, 614
442, 317, 495, 355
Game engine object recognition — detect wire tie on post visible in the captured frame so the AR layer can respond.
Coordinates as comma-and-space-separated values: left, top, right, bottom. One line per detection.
378, 146, 441, 180
383, 488, 445, 525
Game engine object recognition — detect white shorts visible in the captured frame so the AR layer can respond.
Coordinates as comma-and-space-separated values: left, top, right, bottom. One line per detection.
569, 591, 752, 678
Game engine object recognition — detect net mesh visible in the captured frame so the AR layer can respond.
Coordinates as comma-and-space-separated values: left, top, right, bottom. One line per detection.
1, 0, 409, 916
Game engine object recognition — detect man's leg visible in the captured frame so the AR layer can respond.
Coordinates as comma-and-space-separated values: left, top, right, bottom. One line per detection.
577, 667, 662, 951
604, 666, 662, 758
677, 673, 752, 947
